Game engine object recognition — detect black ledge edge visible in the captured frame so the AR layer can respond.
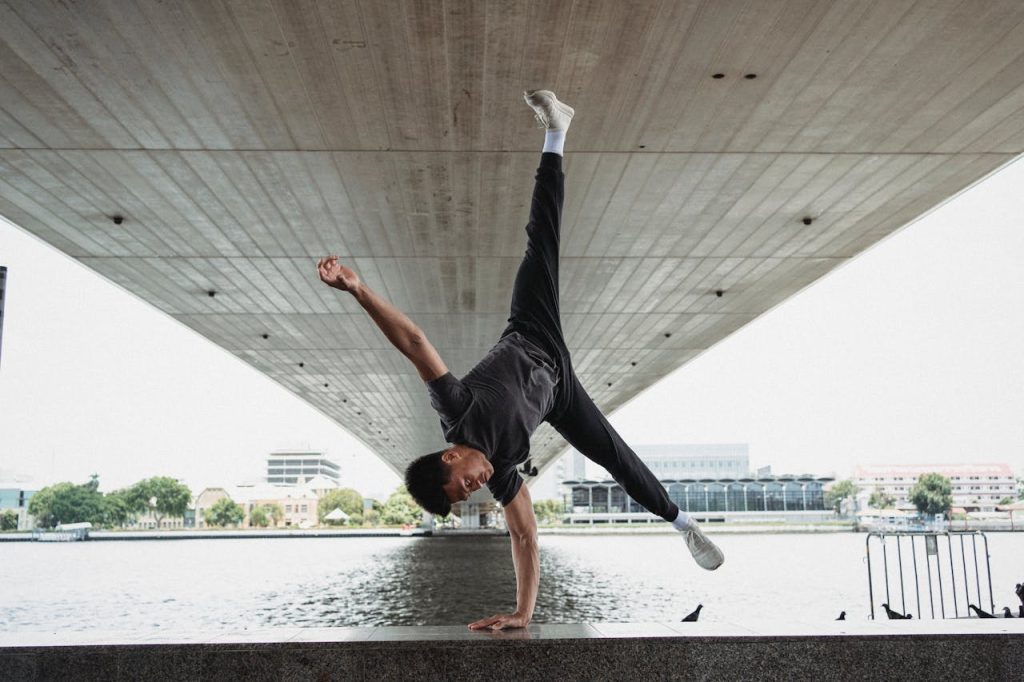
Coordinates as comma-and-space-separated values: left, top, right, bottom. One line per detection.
0, 627, 1021, 682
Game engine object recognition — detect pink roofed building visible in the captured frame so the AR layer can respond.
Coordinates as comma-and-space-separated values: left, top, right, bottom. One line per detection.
853, 463, 1017, 512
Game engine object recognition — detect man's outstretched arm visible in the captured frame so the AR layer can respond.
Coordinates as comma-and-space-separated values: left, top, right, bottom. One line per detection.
317, 256, 447, 382
469, 484, 538, 630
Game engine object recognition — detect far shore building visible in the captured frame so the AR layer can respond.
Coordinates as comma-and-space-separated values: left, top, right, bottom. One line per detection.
558, 443, 833, 524
854, 463, 1017, 513
131, 511, 187, 530
0, 485, 37, 530
561, 474, 833, 524
266, 451, 340, 485
634, 444, 750, 479
194, 476, 335, 529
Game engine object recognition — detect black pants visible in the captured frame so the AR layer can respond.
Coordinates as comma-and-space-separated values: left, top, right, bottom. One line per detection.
499, 153, 680, 522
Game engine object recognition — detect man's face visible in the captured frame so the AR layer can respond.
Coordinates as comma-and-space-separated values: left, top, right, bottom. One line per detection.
442, 449, 493, 503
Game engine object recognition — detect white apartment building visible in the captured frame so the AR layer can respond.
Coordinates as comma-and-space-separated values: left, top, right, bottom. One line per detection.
266, 450, 340, 485
854, 463, 1017, 512
566, 443, 751, 484
634, 444, 750, 479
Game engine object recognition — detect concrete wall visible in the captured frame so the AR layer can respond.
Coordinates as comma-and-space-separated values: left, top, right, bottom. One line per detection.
1, 622, 1020, 681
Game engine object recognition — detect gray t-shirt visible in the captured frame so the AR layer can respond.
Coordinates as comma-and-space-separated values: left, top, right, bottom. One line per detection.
425, 331, 558, 505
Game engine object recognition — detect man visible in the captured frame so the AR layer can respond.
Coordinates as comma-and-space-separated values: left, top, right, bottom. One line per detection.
317, 90, 724, 631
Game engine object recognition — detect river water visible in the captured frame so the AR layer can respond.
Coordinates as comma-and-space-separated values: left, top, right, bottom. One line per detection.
2, 532, 1021, 632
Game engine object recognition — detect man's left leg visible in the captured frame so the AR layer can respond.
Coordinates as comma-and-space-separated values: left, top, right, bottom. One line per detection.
499, 91, 575, 370
549, 373, 725, 570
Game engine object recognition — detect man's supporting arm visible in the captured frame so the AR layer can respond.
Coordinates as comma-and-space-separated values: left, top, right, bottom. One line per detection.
468, 484, 538, 630
317, 256, 447, 381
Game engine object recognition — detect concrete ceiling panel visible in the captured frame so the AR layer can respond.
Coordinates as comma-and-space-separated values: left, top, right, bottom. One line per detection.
1, 0, 1022, 494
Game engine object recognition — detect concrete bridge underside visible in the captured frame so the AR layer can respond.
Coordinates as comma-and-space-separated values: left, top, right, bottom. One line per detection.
2, 1, 1023, 504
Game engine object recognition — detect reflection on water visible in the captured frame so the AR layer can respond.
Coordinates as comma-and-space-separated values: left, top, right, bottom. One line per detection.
2, 533, 1022, 631
255, 536, 638, 627
256, 536, 519, 627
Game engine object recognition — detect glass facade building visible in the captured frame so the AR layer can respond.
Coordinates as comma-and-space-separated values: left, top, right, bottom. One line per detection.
563, 476, 831, 518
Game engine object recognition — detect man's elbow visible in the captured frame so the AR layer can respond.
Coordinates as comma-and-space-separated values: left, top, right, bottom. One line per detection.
407, 328, 427, 347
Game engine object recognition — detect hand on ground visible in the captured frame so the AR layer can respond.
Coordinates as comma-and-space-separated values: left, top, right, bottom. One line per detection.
468, 612, 530, 630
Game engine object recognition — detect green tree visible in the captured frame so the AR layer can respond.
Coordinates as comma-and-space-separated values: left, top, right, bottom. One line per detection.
1017, 477, 1024, 500
317, 488, 364, 523
381, 485, 422, 526
998, 496, 1014, 506
909, 472, 953, 517
533, 499, 564, 525
824, 479, 860, 514
249, 505, 270, 528
28, 475, 106, 528
102, 489, 138, 528
868, 490, 896, 509
266, 503, 284, 527
0, 510, 18, 531
347, 512, 364, 526
204, 497, 244, 527
130, 476, 192, 528
363, 508, 380, 527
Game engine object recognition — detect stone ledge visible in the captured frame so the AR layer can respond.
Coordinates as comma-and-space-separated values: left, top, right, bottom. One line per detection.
1, 622, 1021, 681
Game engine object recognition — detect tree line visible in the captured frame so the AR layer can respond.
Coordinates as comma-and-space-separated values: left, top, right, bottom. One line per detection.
20, 475, 427, 530
27, 475, 191, 529
202, 485, 425, 528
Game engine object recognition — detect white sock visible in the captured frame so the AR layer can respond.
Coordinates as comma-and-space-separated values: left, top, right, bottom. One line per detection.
543, 129, 565, 156
671, 510, 692, 531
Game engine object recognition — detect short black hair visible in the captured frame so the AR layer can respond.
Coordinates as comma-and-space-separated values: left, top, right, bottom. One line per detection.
405, 449, 453, 516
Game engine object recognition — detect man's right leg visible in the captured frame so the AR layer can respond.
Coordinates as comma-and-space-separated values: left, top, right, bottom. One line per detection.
549, 373, 725, 570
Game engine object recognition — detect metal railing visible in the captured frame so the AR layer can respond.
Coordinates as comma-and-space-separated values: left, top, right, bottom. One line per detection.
866, 531, 994, 619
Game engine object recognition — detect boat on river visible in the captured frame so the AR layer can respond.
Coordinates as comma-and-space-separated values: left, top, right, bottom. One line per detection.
31, 522, 91, 542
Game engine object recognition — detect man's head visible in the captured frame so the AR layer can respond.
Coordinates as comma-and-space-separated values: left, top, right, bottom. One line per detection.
405, 444, 494, 516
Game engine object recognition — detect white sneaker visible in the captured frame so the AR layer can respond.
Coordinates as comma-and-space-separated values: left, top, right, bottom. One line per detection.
524, 90, 574, 131
680, 520, 724, 570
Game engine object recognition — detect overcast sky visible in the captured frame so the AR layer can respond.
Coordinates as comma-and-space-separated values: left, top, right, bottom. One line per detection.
1, 156, 1022, 499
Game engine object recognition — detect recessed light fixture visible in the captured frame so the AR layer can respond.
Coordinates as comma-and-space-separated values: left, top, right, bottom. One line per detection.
207, 290, 216, 298
323, 383, 329, 388
261, 333, 269, 339
112, 215, 124, 225
802, 216, 813, 226
664, 332, 672, 338
631, 361, 637, 366
298, 362, 304, 367
716, 289, 724, 298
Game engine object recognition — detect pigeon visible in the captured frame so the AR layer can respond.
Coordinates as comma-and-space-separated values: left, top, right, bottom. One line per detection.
969, 604, 996, 619
881, 603, 911, 620
681, 604, 703, 622
1003, 607, 1014, 618
836, 611, 846, 621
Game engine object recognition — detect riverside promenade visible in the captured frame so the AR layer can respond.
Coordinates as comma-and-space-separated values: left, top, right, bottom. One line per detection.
0, 529, 431, 542
1, 619, 1020, 681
